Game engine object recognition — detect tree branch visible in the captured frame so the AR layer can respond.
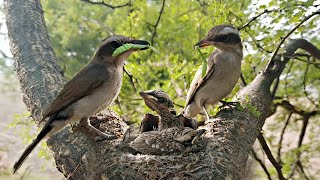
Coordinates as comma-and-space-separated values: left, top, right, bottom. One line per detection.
264, 9, 320, 73
150, 0, 166, 45
303, 63, 319, 108
257, 133, 285, 180
0, 49, 11, 58
123, 67, 137, 93
288, 116, 311, 179
80, 0, 132, 9
275, 100, 320, 117
239, 9, 279, 30
271, 76, 280, 100
297, 160, 310, 180
240, 73, 247, 86
251, 149, 272, 180
277, 111, 293, 164
284, 60, 295, 100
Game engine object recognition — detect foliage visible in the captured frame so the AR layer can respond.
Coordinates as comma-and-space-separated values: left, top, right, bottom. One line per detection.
6, 112, 54, 169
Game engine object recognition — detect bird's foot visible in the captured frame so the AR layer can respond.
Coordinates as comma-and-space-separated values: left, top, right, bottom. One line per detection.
94, 133, 117, 142
219, 100, 239, 109
191, 129, 206, 144
80, 118, 117, 141
88, 125, 117, 141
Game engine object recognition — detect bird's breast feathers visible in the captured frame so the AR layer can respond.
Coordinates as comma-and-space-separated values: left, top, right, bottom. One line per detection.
72, 68, 123, 118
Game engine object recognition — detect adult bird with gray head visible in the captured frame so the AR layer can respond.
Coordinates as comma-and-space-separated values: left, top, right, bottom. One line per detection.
13, 35, 150, 174
183, 25, 243, 120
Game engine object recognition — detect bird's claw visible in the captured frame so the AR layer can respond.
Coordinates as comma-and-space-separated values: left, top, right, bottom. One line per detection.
192, 129, 206, 144
219, 100, 239, 109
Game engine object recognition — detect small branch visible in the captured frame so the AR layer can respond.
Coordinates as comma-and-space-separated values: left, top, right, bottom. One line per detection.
297, 160, 310, 180
251, 149, 272, 180
244, 29, 272, 53
239, 9, 279, 30
0, 49, 10, 58
275, 99, 320, 117
115, 97, 122, 111
123, 67, 137, 93
303, 64, 319, 108
150, 0, 166, 45
173, 102, 184, 108
277, 111, 293, 164
240, 73, 247, 86
297, 117, 310, 150
195, 0, 209, 7
287, 116, 310, 179
80, 15, 114, 35
81, 0, 132, 9
284, 60, 295, 100
264, 9, 320, 73
258, 133, 285, 180
293, 57, 320, 65
293, 3, 320, 8
271, 76, 280, 100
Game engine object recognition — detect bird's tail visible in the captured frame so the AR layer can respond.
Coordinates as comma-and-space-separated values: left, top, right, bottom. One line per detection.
13, 125, 52, 174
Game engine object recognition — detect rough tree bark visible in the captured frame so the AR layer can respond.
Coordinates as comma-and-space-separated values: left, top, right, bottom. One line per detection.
4, 0, 320, 179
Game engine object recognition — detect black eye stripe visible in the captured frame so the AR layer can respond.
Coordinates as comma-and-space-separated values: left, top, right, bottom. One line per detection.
213, 33, 241, 43
109, 41, 121, 49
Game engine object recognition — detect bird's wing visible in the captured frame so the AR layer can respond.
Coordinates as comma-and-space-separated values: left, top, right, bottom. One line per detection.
41, 64, 107, 122
185, 61, 215, 106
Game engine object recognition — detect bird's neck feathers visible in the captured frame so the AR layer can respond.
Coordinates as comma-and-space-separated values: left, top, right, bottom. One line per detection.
215, 44, 243, 59
158, 111, 183, 129
89, 54, 125, 67
159, 110, 175, 119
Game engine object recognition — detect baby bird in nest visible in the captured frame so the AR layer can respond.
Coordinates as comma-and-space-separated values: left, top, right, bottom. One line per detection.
129, 90, 205, 155
139, 90, 197, 131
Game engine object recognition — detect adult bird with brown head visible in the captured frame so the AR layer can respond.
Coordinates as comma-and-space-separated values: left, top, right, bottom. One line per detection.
13, 35, 150, 174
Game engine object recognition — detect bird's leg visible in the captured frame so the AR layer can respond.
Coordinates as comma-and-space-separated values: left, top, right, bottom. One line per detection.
80, 118, 116, 140
202, 105, 211, 121
192, 129, 206, 144
219, 100, 239, 109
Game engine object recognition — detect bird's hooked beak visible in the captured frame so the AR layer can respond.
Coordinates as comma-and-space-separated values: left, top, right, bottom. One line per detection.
139, 91, 158, 112
130, 40, 150, 50
194, 38, 213, 48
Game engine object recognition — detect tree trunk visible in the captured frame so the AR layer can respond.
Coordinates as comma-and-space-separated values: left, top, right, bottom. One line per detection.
4, 0, 320, 179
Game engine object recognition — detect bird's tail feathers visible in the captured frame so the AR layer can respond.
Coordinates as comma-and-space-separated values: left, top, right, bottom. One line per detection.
13, 125, 52, 174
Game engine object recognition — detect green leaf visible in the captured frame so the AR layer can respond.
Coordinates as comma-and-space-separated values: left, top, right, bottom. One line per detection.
196, 47, 207, 78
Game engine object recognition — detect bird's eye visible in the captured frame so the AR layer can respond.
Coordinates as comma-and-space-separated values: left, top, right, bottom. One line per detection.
216, 35, 230, 42
109, 41, 121, 49
157, 97, 166, 103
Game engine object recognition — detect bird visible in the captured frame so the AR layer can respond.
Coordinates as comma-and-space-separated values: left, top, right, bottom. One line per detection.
13, 35, 150, 174
183, 24, 243, 120
139, 90, 184, 130
130, 126, 206, 155
130, 90, 205, 155
140, 113, 159, 133
139, 90, 197, 130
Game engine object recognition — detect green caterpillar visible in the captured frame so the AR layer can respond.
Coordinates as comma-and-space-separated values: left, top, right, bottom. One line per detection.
112, 43, 160, 56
